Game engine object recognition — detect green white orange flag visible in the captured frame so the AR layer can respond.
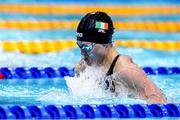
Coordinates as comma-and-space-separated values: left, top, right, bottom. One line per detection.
95, 21, 108, 30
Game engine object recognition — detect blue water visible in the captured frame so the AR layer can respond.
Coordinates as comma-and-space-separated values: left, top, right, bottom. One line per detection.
0, 47, 179, 105
0, 30, 180, 40
0, 2, 179, 120
0, 75, 179, 105
0, 47, 179, 67
0, 14, 180, 21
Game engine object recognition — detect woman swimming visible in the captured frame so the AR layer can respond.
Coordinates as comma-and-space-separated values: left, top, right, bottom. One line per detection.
75, 11, 167, 103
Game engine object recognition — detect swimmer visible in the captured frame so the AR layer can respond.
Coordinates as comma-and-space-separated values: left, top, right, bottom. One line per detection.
75, 11, 167, 103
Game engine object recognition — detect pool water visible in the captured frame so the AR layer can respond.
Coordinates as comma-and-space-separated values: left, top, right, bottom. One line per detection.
0, 47, 179, 105
0, 1, 179, 120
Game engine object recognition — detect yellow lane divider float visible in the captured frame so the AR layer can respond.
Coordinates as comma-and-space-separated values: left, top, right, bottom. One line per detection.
1, 40, 179, 54
0, 4, 179, 16
0, 20, 180, 32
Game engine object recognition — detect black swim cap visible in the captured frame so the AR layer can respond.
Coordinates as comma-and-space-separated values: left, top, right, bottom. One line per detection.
76, 11, 114, 44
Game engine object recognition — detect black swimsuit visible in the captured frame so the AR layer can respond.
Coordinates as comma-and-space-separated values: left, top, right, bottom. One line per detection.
105, 55, 120, 92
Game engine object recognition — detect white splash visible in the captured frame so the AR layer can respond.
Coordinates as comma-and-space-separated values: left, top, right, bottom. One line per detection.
39, 66, 146, 104
65, 66, 109, 98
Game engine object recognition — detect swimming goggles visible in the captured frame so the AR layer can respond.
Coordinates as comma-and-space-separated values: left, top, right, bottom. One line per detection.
77, 41, 95, 52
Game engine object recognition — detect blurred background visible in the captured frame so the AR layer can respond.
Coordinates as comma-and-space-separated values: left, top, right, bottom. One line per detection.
0, 0, 179, 105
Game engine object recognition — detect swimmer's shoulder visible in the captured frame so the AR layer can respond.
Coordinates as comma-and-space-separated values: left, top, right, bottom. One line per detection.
113, 54, 139, 75
115, 55, 134, 68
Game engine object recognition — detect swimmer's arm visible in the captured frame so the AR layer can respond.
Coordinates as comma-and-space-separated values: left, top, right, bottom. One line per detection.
144, 83, 167, 104
116, 56, 167, 103
75, 58, 87, 76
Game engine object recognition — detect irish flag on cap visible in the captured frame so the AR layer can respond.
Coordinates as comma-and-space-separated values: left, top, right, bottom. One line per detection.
95, 21, 108, 30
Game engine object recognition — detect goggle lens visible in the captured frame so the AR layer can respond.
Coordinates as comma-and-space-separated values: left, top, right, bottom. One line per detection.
77, 41, 95, 52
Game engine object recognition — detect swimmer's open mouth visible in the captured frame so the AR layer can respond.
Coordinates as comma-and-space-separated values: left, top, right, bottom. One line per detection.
84, 56, 90, 64
84, 57, 88, 62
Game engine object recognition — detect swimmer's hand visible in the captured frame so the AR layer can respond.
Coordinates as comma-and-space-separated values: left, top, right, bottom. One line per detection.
75, 64, 81, 77
75, 59, 87, 77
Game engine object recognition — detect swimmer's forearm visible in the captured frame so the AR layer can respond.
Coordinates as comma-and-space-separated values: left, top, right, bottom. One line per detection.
146, 94, 167, 103
144, 80, 167, 103
142, 73, 167, 103
134, 70, 167, 103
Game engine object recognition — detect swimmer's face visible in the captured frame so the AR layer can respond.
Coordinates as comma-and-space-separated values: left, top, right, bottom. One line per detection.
77, 41, 95, 55
77, 41, 107, 66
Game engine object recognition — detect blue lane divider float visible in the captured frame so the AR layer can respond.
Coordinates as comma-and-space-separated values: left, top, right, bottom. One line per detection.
0, 104, 179, 119
0, 66, 179, 79
143, 67, 180, 75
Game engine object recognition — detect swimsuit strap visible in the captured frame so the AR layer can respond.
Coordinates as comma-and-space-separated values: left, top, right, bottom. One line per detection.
106, 54, 120, 76
105, 55, 119, 92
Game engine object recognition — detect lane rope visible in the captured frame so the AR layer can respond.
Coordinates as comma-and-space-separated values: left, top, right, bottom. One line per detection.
1, 40, 179, 54
0, 66, 179, 79
0, 104, 179, 119
0, 4, 179, 16
0, 20, 179, 32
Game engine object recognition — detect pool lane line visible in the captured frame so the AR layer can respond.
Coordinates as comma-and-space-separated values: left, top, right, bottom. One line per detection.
0, 4, 179, 16
0, 20, 179, 32
0, 40, 179, 54
1, 0, 180, 5
0, 66, 179, 80
0, 104, 180, 118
